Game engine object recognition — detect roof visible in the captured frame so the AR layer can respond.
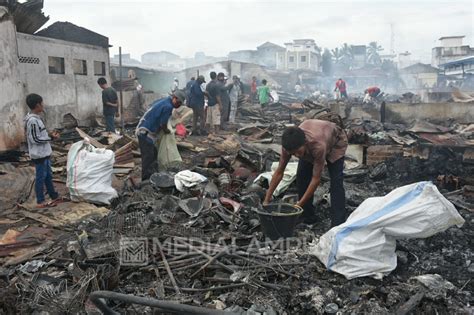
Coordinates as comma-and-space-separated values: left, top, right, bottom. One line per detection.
257, 42, 285, 50
35, 22, 109, 48
8, 0, 49, 34
439, 56, 474, 68
439, 36, 465, 40
400, 63, 439, 74
142, 51, 180, 58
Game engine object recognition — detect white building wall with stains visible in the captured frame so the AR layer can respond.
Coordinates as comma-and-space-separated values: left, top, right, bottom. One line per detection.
0, 8, 110, 151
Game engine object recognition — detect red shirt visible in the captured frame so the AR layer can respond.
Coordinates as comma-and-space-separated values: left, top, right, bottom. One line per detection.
367, 86, 380, 94
251, 81, 257, 93
335, 80, 346, 92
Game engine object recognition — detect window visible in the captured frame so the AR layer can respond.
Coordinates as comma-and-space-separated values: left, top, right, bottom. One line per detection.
306, 45, 311, 48
73, 59, 87, 75
94, 61, 106, 75
48, 56, 65, 74
301, 55, 307, 62
289, 56, 295, 63
19, 56, 40, 64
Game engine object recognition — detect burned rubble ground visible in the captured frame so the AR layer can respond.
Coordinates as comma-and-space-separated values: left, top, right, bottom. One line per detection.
0, 97, 473, 314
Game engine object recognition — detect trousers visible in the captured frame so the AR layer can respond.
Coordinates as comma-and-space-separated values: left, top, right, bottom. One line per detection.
192, 106, 206, 133
34, 157, 58, 204
138, 134, 158, 180
296, 157, 346, 227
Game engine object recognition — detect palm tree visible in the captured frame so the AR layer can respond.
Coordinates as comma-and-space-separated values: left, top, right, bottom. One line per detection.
340, 43, 353, 66
367, 41, 383, 65
331, 47, 343, 64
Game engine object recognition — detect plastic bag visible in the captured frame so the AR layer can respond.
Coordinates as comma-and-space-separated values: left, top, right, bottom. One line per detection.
254, 162, 298, 196
66, 139, 118, 204
174, 170, 207, 192
310, 181, 465, 280
156, 120, 182, 171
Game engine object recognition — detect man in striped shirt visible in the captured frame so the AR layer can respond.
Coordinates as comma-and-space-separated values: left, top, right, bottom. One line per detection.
24, 93, 60, 208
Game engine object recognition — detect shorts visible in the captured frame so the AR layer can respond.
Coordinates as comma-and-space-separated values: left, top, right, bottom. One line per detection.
207, 105, 221, 126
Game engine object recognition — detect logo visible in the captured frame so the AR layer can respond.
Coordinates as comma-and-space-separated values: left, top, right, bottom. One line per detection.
119, 237, 148, 266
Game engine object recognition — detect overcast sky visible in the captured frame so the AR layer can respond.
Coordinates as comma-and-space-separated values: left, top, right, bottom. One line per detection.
42, 0, 473, 63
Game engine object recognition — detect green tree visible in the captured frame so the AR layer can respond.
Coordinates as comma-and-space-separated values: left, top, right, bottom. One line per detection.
340, 43, 353, 66
322, 48, 333, 76
367, 41, 383, 65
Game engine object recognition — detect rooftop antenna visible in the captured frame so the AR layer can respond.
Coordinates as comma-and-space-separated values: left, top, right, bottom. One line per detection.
390, 23, 395, 55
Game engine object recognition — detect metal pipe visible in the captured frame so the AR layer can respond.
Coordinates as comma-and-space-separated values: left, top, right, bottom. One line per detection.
89, 291, 238, 315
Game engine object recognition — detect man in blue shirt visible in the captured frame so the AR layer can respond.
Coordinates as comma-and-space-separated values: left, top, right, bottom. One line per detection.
188, 75, 207, 135
136, 90, 186, 180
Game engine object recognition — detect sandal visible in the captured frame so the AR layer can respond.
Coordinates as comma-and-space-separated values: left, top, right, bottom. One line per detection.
36, 201, 57, 208
52, 196, 68, 205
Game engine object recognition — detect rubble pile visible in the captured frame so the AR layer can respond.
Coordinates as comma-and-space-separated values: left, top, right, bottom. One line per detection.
0, 98, 472, 314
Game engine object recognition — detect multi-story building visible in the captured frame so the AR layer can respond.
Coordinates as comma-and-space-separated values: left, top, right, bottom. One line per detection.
276, 39, 321, 72
432, 36, 474, 67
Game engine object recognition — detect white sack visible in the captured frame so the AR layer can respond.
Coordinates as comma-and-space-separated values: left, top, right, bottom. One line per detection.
174, 170, 207, 192
67, 140, 118, 204
254, 162, 298, 196
310, 181, 465, 280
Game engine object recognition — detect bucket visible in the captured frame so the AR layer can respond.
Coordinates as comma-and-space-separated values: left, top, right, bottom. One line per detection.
253, 203, 303, 240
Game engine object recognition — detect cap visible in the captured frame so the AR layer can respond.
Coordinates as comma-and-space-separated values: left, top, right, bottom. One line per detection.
198, 75, 206, 82
173, 90, 186, 103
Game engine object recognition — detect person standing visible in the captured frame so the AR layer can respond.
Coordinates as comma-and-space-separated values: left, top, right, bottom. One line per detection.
257, 79, 273, 108
205, 71, 222, 134
97, 77, 118, 133
217, 73, 231, 127
228, 75, 242, 123
136, 90, 186, 180
250, 76, 257, 104
188, 75, 207, 135
185, 76, 195, 105
171, 78, 179, 93
335, 78, 347, 99
24, 93, 60, 208
263, 119, 348, 227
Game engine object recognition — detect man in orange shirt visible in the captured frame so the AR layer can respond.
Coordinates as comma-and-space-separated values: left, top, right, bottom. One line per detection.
335, 78, 348, 98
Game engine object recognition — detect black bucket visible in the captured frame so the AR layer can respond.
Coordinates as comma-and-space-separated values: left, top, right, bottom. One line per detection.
253, 203, 303, 240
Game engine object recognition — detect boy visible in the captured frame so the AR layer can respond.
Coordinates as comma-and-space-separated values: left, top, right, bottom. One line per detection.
24, 93, 60, 208
257, 79, 274, 108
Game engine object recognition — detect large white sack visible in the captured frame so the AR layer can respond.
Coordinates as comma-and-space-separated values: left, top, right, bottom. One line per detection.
67, 140, 118, 205
310, 181, 465, 280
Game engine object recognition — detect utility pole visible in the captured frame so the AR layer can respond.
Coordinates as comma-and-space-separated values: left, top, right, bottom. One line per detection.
119, 46, 124, 132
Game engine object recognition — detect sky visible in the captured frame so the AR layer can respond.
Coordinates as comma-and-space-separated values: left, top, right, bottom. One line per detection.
41, 0, 474, 63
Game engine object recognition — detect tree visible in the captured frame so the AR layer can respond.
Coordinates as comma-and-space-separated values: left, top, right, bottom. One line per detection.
367, 41, 383, 65
322, 48, 333, 76
340, 43, 353, 66
331, 47, 343, 64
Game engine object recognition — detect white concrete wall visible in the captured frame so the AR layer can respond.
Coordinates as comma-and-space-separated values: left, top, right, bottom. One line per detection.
441, 38, 463, 47
0, 8, 26, 151
16, 33, 110, 129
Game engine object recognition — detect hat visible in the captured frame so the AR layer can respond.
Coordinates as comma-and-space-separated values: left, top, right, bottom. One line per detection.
172, 90, 186, 103
198, 75, 206, 83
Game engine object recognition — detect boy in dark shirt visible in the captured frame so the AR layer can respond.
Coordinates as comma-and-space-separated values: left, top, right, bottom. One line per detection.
97, 77, 119, 132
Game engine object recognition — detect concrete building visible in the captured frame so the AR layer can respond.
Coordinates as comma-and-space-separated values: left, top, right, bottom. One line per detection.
432, 36, 474, 67
439, 56, 474, 79
351, 45, 367, 69
0, 8, 111, 151
255, 42, 286, 68
110, 53, 141, 65
228, 42, 285, 69
276, 39, 321, 72
141, 51, 185, 70
400, 63, 439, 90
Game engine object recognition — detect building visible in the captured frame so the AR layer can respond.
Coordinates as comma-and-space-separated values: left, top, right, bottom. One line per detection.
0, 6, 111, 151
351, 45, 367, 69
432, 36, 474, 67
439, 56, 474, 79
276, 39, 321, 72
228, 42, 285, 68
110, 53, 141, 65
141, 51, 185, 70
255, 42, 286, 68
399, 63, 439, 90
